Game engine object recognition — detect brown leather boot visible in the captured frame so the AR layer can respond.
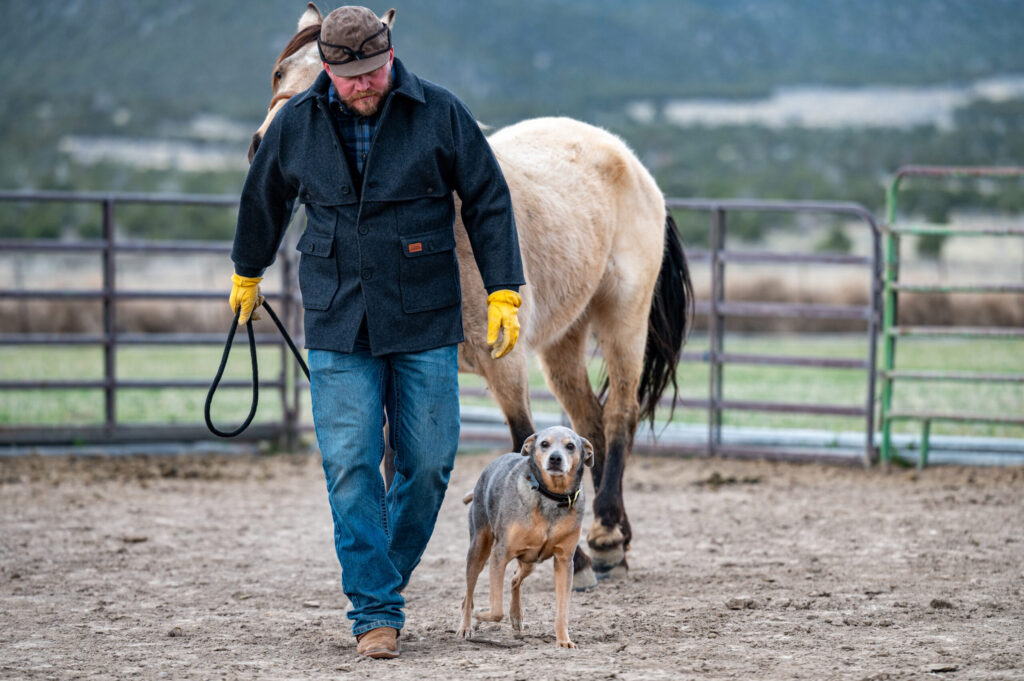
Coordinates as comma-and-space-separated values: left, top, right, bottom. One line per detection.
356, 626, 400, 659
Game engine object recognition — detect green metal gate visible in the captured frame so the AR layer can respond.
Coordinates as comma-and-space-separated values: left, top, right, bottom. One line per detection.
879, 165, 1024, 466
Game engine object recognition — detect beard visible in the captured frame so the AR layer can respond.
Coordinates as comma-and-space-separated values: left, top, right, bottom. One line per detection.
341, 72, 393, 117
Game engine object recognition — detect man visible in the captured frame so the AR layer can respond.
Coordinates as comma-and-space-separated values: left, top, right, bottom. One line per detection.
228, 6, 525, 659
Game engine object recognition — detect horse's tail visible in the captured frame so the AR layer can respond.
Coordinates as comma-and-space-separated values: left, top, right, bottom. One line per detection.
637, 211, 694, 426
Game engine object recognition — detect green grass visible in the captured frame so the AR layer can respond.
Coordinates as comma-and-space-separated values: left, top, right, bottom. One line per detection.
1, 334, 1022, 440
0, 345, 288, 426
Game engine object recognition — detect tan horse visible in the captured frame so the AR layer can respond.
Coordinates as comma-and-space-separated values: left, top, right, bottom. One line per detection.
251, 3, 693, 587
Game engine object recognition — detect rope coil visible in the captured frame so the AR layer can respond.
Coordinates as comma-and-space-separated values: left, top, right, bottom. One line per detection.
204, 300, 309, 438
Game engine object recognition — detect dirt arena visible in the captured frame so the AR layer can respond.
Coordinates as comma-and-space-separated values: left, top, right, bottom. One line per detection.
1, 450, 1022, 680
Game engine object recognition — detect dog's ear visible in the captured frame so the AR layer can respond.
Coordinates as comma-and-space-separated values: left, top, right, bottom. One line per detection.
520, 433, 537, 457
580, 436, 594, 467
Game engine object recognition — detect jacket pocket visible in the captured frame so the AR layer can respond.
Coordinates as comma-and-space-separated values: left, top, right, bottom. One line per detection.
398, 228, 460, 313
296, 231, 339, 311
395, 195, 454, 236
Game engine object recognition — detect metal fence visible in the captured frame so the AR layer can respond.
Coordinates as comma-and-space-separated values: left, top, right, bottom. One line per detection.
0, 190, 304, 445
3, 191, 881, 462
666, 199, 881, 465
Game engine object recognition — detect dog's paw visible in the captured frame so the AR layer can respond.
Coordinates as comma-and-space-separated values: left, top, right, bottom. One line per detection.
557, 638, 577, 649
473, 607, 503, 623
456, 625, 472, 640
510, 615, 523, 631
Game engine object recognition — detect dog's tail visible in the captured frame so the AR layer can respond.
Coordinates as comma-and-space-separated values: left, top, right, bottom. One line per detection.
462, 492, 474, 505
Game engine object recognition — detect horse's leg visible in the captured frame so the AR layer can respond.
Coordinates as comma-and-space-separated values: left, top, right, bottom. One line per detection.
473, 345, 535, 451
536, 323, 603, 590
571, 545, 596, 592
585, 309, 647, 579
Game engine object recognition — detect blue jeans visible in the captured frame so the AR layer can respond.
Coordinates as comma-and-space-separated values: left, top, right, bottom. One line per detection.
308, 345, 460, 637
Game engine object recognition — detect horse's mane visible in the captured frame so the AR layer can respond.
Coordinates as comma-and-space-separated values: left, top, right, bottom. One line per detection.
273, 23, 322, 79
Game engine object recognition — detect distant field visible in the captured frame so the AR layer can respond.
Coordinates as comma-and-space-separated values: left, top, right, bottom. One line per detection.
2, 334, 1021, 441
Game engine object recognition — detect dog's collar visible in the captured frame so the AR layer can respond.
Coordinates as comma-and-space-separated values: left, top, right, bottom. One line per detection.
527, 470, 581, 509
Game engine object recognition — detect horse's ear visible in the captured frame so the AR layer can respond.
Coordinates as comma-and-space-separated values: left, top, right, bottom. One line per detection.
299, 2, 322, 31
382, 8, 396, 29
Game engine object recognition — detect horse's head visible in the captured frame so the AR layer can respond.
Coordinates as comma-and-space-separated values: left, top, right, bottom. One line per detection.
249, 3, 324, 162
249, 3, 398, 163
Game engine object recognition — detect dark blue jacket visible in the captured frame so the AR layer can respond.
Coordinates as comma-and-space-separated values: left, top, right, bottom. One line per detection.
231, 59, 525, 355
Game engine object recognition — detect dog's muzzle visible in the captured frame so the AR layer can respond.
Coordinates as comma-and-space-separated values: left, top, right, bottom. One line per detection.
545, 453, 569, 473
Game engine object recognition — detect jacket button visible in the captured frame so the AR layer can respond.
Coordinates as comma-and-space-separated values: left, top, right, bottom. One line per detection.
341, 186, 351, 194
426, 186, 434, 193
361, 268, 372, 280
309, 243, 316, 253
302, 191, 311, 200
358, 226, 368, 236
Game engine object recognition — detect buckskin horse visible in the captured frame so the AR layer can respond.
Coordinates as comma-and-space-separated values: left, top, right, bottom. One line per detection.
249, 3, 693, 588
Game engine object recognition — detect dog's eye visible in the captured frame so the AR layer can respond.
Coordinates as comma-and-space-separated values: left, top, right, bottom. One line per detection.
540, 440, 549, 448
565, 442, 575, 450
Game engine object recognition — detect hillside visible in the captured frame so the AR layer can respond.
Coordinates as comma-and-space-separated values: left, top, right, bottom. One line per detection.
2, 0, 1024, 123
2, 1, 1023, 242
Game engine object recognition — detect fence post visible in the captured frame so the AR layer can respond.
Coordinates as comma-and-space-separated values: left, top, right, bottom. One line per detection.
281, 248, 297, 450
102, 198, 117, 436
865, 214, 883, 464
708, 207, 726, 454
879, 178, 901, 463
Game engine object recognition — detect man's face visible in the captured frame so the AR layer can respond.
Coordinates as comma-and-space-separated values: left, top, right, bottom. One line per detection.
324, 51, 394, 117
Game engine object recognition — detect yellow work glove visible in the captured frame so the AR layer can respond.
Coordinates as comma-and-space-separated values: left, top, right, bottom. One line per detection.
229, 273, 264, 323
486, 289, 521, 359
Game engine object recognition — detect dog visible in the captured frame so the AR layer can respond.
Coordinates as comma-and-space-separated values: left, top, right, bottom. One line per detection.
457, 425, 593, 648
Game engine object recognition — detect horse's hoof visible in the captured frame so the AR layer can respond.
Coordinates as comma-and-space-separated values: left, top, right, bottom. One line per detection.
572, 563, 597, 591
594, 561, 629, 581
590, 546, 628, 580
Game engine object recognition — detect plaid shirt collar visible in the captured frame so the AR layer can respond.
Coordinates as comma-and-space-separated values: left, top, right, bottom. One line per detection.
328, 86, 377, 177
327, 67, 396, 177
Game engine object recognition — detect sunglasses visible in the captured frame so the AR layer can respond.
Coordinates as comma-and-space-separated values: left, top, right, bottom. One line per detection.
317, 24, 391, 66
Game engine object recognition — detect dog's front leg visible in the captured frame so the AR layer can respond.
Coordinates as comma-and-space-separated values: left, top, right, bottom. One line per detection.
474, 550, 509, 623
509, 559, 535, 631
553, 552, 576, 648
459, 526, 493, 639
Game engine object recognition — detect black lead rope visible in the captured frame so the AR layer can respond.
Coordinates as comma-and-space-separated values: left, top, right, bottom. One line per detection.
204, 300, 310, 438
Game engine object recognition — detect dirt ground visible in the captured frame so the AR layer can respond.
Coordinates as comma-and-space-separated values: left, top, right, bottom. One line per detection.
1, 450, 1022, 681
